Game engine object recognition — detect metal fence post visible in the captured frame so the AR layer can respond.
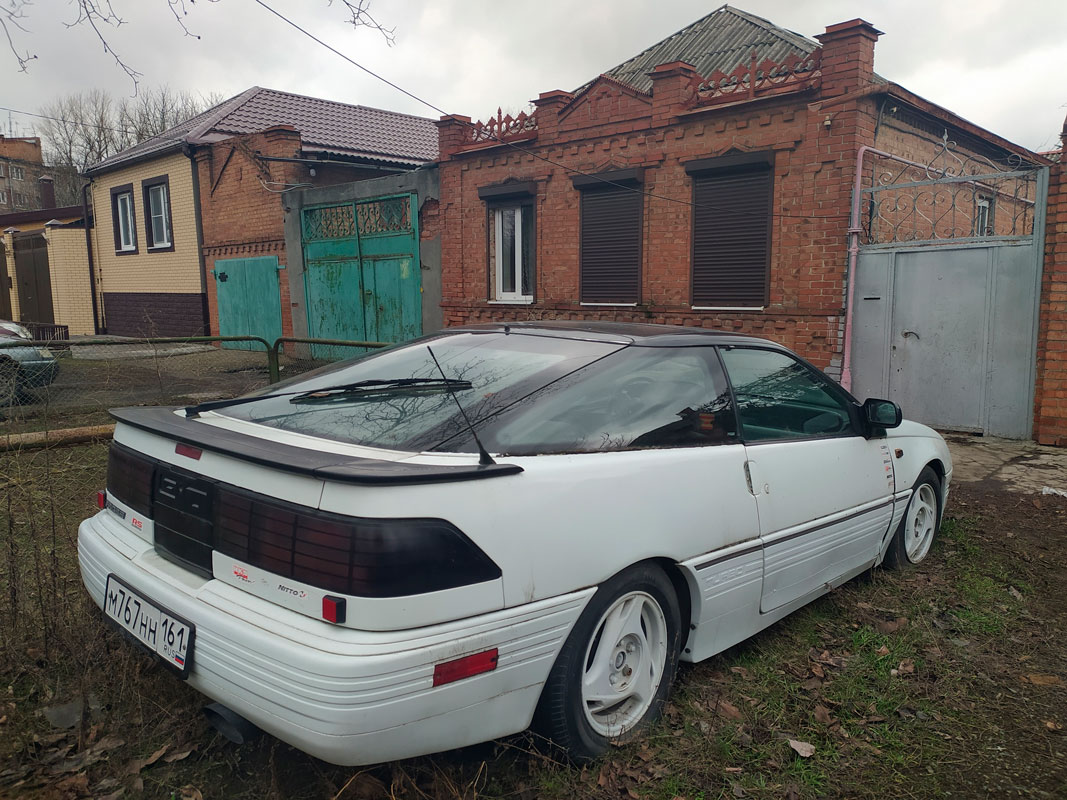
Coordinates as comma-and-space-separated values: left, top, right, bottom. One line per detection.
268, 341, 281, 384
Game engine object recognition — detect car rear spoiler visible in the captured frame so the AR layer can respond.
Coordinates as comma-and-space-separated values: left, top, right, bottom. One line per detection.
109, 406, 523, 485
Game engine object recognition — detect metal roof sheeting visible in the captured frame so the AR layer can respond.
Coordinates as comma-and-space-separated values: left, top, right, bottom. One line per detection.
88, 87, 437, 174
591, 4, 818, 93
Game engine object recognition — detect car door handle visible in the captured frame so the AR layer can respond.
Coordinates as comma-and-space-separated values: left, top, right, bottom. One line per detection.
744, 460, 770, 496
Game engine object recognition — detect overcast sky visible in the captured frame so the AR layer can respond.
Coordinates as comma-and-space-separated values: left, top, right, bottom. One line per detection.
3, 0, 1065, 153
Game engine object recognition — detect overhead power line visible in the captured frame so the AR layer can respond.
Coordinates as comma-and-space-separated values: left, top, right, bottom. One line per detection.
0, 105, 133, 136
252, 0, 850, 222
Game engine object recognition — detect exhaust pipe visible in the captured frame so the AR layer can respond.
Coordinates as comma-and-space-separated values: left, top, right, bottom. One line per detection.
203, 703, 261, 745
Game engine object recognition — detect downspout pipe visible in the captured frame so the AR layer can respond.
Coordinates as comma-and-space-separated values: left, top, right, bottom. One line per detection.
81, 180, 102, 334
842, 145, 890, 392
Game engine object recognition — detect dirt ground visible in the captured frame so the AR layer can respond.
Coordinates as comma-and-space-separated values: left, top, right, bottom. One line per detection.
0, 454, 1065, 799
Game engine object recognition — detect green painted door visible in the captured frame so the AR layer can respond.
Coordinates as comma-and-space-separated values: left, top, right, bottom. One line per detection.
302, 195, 421, 357
214, 256, 284, 350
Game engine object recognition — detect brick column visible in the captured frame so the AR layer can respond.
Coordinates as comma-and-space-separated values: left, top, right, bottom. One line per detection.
648, 61, 699, 126
532, 90, 573, 140
1034, 117, 1067, 445
815, 19, 882, 98
435, 115, 472, 160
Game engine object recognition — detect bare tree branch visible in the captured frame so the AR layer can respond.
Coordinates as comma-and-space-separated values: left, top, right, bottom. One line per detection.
1, 0, 37, 72
65, 0, 142, 93
330, 0, 395, 46
5, 0, 396, 92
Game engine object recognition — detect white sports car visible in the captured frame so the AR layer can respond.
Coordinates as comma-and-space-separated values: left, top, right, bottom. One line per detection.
78, 322, 951, 765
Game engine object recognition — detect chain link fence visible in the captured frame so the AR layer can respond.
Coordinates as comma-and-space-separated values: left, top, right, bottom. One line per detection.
0, 335, 389, 437
0, 334, 389, 756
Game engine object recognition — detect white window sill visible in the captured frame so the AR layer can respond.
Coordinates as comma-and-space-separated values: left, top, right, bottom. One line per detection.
148, 244, 172, 250
580, 302, 638, 307
489, 298, 534, 305
691, 306, 765, 312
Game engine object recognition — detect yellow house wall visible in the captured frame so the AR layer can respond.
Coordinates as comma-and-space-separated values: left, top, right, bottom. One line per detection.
43, 225, 95, 335
90, 151, 201, 295
1, 232, 17, 320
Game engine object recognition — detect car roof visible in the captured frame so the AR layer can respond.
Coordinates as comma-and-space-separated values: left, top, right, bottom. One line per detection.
447, 320, 789, 349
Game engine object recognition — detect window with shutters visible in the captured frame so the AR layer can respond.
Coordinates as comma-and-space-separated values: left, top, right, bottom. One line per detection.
687, 154, 773, 308
573, 169, 643, 304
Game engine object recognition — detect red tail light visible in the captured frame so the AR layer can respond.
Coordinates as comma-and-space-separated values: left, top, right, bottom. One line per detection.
214, 487, 500, 598
96, 490, 106, 509
322, 595, 346, 624
106, 443, 155, 517
433, 649, 499, 687
175, 443, 202, 460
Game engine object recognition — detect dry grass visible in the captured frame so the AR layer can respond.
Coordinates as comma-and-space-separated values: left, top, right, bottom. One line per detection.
1, 439, 1065, 799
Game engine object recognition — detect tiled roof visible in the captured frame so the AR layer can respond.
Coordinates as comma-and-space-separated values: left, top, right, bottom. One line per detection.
87, 87, 437, 174
588, 4, 819, 94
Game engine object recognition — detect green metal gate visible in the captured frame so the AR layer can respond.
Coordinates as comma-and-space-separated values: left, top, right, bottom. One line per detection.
301, 194, 421, 358
213, 256, 285, 351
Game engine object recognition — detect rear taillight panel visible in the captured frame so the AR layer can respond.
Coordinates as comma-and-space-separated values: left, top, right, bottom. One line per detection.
214, 486, 500, 598
104, 442, 500, 599
106, 442, 155, 516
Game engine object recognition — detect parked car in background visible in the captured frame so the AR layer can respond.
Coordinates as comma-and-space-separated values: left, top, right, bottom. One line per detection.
78, 322, 951, 765
0, 320, 59, 404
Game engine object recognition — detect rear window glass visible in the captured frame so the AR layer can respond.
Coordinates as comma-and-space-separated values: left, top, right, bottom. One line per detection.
219, 332, 620, 450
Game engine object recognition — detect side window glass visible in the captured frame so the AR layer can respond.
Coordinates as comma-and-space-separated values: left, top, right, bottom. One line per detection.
472, 347, 738, 454
719, 348, 854, 442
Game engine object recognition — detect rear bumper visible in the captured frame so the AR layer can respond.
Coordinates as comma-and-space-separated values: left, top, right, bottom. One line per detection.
78, 510, 590, 765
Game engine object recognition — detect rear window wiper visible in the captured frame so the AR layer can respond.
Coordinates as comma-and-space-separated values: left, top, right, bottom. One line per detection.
289, 378, 473, 403
184, 378, 472, 418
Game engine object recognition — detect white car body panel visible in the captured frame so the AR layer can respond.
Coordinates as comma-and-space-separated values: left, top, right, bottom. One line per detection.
78, 326, 954, 766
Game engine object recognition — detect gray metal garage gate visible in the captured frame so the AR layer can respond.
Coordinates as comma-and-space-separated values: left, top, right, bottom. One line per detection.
848, 137, 1048, 439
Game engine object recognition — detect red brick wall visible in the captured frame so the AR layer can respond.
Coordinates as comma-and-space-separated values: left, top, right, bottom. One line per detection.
436, 21, 882, 375
1035, 156, 1067, 445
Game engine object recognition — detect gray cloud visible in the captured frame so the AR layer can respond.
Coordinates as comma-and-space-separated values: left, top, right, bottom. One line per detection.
3, 0, 1064, 151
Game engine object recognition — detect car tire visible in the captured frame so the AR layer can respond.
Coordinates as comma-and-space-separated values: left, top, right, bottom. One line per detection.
883, 466, 942, 569
533, 563, 682, 762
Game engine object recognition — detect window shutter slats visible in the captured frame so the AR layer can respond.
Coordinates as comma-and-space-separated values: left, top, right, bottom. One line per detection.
580, 188, 642, 303
691, 167, 772, 307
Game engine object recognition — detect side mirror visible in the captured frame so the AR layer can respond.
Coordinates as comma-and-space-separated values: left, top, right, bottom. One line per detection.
863, 398, 902, 429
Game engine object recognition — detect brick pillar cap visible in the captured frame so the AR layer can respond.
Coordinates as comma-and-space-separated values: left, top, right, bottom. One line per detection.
816, 18, 883, 42
649, 60, 699, 78
534, 90, 573, 105
435, 114, 472, 127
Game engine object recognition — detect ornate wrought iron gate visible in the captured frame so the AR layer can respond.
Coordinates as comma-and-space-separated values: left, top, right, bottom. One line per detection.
849, 136, 1048, 438
301, 194, 421, 359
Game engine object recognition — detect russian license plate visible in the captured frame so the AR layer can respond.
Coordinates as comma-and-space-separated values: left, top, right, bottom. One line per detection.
104, 574, 194, 675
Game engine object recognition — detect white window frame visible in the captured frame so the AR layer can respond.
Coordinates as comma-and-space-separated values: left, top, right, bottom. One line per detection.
492, 206, 532, 302
147, 183, 171, 248
0, 163, 5, 178
116, 192, 136, 251
11, 165, 24, 181
975, 195, 993, 237
0, 190, 7, 204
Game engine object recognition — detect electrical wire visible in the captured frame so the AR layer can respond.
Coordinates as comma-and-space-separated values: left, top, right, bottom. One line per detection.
251, 0, 850, 222
0, 105, 134, 136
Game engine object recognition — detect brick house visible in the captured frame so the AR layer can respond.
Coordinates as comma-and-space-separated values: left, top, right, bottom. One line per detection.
0, 136, 55, 213
435, 6, 1064, 443
84, 87, 436, 338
